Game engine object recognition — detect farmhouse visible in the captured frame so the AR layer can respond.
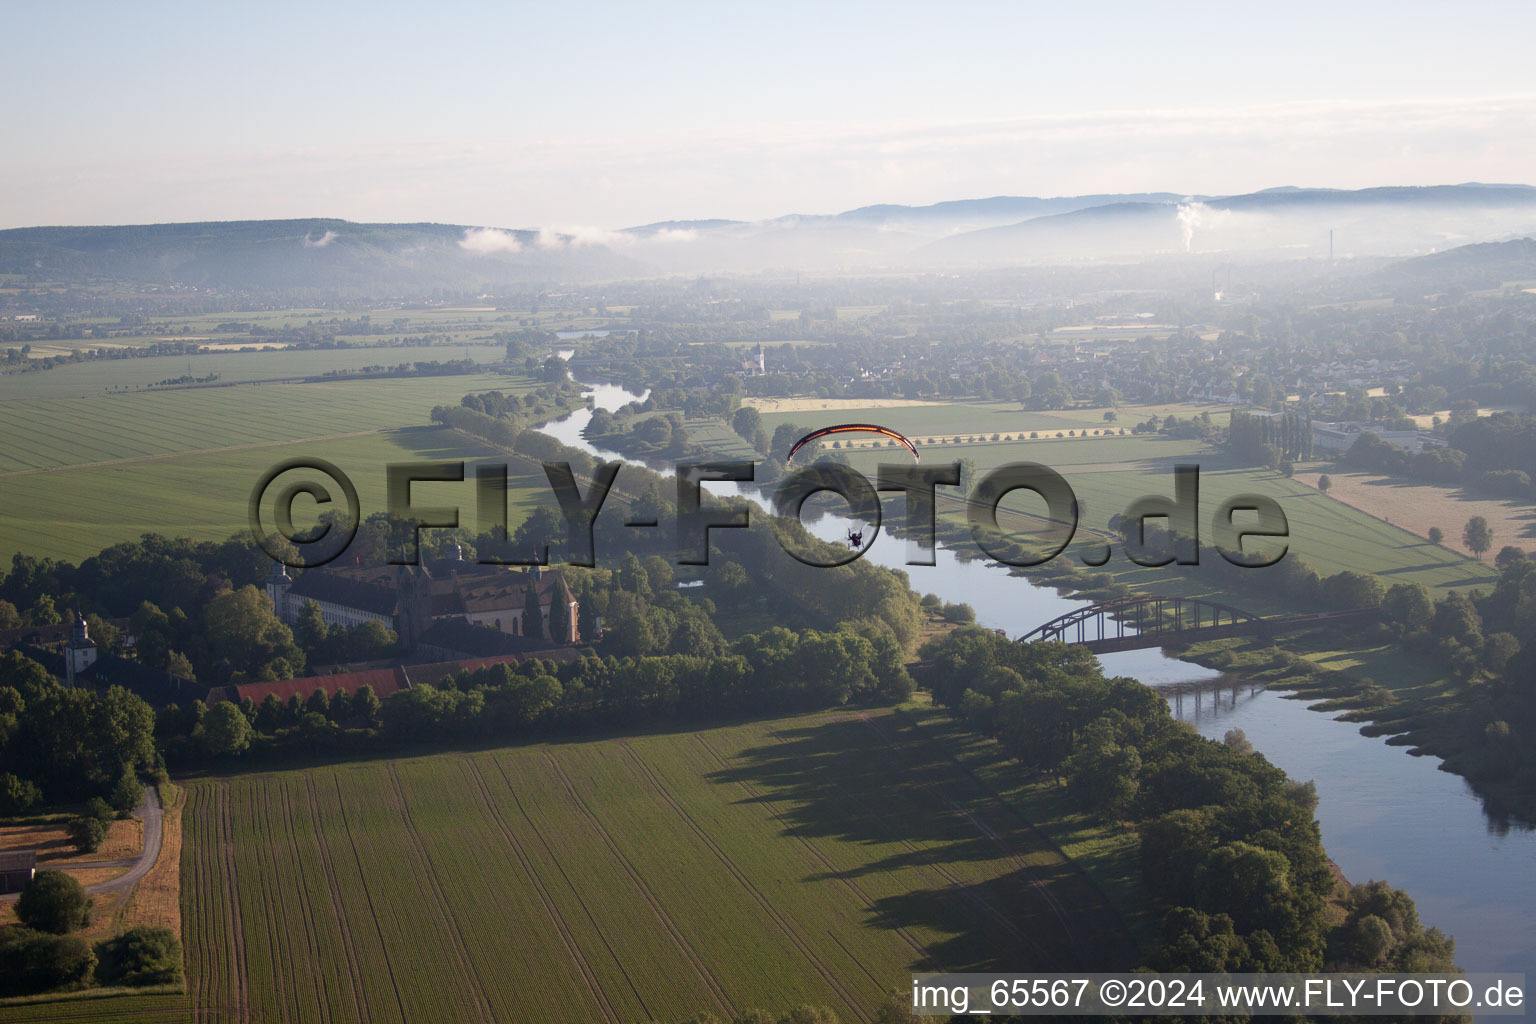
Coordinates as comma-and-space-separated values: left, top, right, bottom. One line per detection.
0, 851, 36, 894
266, 545, 579, 650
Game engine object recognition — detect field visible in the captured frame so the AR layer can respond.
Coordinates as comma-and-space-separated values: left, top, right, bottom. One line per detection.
0, 345, 517, 399
1308, 468, 1536, 556
735, 401, 1497, 596
176, 709, 1131, 1024
0, 359, 570, 562
754, 399, 1224, 440
8, 304, 627, 359
0, 818, 140, 867
0, 426, 557, 564
0, 993, 191, 1023
0, 374, 527, 473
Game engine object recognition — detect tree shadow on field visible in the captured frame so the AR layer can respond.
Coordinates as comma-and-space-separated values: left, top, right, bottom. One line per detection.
705, 713, 1137, 973
1378, 561, 1466, 574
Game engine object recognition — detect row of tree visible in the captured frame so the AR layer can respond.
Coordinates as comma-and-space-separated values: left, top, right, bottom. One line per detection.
1227, 409, 1315, 465
0, 652, 158, 810
155, 620, 911, 766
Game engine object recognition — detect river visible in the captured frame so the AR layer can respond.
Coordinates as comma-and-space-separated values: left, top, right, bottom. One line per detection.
536, 377, 1536, 977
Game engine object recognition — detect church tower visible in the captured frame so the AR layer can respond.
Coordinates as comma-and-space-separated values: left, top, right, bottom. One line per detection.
393, 563, 434, 650
64, 611, 97, 688
265, 562, 293, 620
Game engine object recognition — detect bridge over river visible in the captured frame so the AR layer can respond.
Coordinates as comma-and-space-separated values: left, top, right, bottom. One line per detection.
1015, 595, 1376, 654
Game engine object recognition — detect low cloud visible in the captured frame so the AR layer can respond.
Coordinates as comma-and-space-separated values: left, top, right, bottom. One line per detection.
648, 227, 698, 244
537, 224, 629, 249
302, 229, 338, 248
537, 224, 698, 248
458, 227, 523, 253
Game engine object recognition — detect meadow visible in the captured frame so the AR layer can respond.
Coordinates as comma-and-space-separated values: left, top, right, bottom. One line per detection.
0, 364, 572, 562
753, 399, 1231, 440
0, 426, 554, 564
173, 709, 1130, 1024
1311, 468, 1536, 557
737, 401, 1495, 595
0, 344, 512, 399
18, 305, 626, 359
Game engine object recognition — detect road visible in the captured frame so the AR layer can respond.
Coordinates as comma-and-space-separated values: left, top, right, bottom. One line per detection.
0, 785, 164, 900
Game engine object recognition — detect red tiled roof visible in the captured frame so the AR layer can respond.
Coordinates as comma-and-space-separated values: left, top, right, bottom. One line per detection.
223, 666, 409, 706
211, 648, 582, 707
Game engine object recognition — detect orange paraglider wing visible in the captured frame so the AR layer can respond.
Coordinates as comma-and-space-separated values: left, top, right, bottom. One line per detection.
784, 423, 920, 464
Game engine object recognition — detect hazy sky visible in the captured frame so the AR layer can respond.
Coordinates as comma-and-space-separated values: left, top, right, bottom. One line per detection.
6, 0, 1536, 229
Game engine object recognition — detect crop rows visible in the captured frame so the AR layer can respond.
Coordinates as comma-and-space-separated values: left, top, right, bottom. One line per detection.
0, 995, 192, 1024
178, 710, 1103, 1023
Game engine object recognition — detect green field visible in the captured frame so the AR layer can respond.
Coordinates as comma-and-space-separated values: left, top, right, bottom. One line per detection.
0, 364, 574, 562
754, 400, 1230, 439
176, 709, 1131, 1024
0, 374, 542, 474
0, 344, 514, 399
0, 425, 554, 564
738, 402, 1495, 597
0, 993, 191, 1023
15, 304, 629, 356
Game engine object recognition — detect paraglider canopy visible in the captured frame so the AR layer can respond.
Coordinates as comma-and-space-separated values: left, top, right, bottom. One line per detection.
784, 423, 919, 464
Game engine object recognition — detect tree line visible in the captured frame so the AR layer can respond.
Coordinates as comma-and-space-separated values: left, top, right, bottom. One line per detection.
919, 628, 1457, 976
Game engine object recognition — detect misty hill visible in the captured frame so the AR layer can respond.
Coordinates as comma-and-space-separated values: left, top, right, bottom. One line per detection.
6, 186, 1536, 289
0, 219, 641, 291
920, 184, 1536, 264
614, 192, 1199, 272
830, 192, 1191, 225
1382, 237, 1536, 289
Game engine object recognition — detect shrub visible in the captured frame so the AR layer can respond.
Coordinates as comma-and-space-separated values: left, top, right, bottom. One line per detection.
66, 814, 108, 854
109, 771, 145, 816
940, 602, 976, 623
15, 871, 93, 934
1478, 468, 1532, 498
96, 926, 183, 987
0, 929, 97, 996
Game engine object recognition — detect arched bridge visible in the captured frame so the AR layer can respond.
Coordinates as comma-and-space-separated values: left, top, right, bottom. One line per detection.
1016, 595, 1373, 654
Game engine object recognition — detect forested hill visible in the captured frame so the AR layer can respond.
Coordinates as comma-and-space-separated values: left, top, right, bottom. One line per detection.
0, 219, 641, 291
1381, 236, 1536, 289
